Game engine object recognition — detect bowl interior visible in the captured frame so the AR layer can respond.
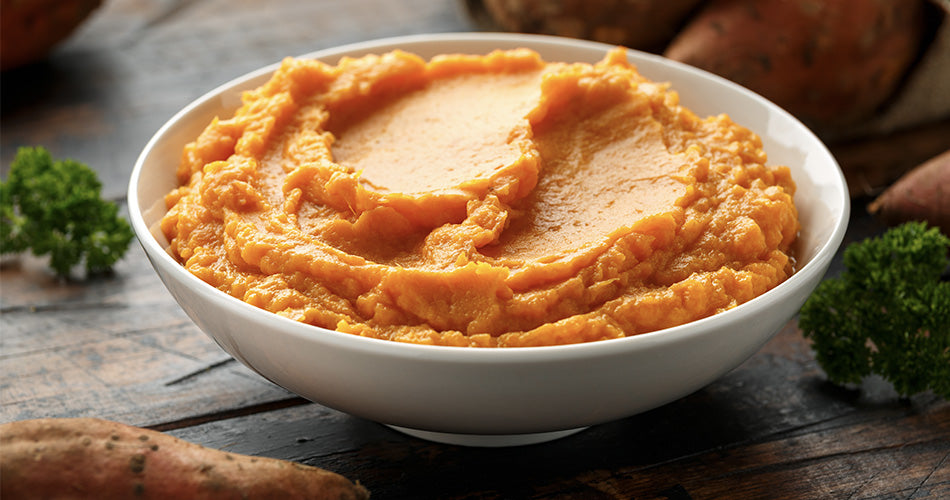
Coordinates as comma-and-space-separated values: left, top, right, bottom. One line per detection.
134, 34, 846, 278
128, 33, 849, 440
130, 33, 851, 363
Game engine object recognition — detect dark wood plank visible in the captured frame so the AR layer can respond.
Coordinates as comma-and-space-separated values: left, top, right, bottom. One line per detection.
3, 2, 948, 498
162, 323, 949, 499
0, 0, 478, 429
0, 245, 297, 426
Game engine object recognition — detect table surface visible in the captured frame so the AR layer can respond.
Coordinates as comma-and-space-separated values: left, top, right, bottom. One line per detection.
2, 1, 948, 499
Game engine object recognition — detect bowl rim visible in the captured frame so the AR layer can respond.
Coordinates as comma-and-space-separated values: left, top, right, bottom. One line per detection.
128, 32, 850, 363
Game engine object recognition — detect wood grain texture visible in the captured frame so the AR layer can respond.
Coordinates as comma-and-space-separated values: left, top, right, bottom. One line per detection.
2, 1, 948, 498
161, 324, 949, 499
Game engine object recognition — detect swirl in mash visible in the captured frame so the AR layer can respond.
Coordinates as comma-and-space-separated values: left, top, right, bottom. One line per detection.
161, 48, 799, 347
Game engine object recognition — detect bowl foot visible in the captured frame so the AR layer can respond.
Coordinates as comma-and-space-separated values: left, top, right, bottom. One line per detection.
386, 425, 589, 447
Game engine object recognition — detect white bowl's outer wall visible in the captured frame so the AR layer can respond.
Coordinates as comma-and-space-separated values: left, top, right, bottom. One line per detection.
129, 34, 849, 436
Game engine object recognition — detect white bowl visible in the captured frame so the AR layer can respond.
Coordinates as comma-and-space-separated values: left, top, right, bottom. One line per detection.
128, 33, 849, 446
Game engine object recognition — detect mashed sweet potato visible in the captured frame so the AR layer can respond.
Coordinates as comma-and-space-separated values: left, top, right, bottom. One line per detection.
161, 48, 799, 347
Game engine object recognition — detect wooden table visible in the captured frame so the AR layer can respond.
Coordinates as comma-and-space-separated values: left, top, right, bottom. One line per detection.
2, 1, 948, 498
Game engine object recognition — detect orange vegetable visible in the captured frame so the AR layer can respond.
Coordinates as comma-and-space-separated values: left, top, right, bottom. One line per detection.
160, 49, 800, 347
869, 149, 950, 235
0, 418, 370, 500
663, 0, 927, 132
0, 0, 103, 71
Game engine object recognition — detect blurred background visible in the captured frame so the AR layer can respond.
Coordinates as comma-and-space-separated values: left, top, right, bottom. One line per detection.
2, 0, 948, 218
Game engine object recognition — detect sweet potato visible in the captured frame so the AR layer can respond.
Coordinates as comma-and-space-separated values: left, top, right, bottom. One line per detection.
663, 0, 928, 133
481, 0, 704, 51
0, 0, 103, 71
868, 149, 950, 235
0, 418, 370, 500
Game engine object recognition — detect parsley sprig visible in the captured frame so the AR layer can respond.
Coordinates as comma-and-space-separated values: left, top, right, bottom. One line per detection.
1, 146, 134, 277
799, 221, 950, 398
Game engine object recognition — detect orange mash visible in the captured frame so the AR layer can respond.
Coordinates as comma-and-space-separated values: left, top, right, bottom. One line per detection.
161, 48, 799, 347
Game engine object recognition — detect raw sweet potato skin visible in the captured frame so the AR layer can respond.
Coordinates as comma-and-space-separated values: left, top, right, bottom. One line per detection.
0, 0, 103, 71
869, 149, 950, 235
482, 0, 704, 51
0, 418, 370, 500
663, 0, 927, 133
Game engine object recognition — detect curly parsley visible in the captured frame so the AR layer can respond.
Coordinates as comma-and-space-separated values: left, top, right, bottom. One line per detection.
799, 221, 950, 398
1, 146, 134, 277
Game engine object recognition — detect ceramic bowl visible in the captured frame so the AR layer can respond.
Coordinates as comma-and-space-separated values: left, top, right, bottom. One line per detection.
128, 33, 849, 446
